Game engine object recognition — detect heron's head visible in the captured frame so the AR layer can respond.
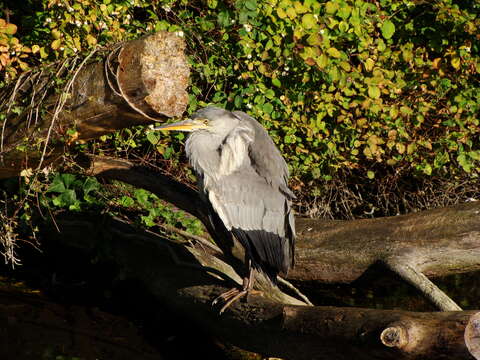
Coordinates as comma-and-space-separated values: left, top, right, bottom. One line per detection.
154, 106, 240, 136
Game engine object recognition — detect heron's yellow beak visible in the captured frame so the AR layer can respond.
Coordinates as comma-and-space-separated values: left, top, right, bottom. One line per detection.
153, 118, 208, 132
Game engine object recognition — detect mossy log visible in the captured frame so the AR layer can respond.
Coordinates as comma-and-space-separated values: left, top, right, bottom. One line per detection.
0, 31, 189, 178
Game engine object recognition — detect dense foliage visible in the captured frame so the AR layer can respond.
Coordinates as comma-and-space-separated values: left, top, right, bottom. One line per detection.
0, 0, 479, 229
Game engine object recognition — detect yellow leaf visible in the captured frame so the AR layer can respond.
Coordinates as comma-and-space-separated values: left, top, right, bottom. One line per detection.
86, 34, 97, 47
277, 8, 287, 19
39, 46, 48, 58
396, 143, 405, 154
407, 143, 416, 154
5, 23, 17, 35
51, 29, 62, 39
340, 61, 351, 72
316, 53, 328, 68
286, 7, 297, 19
432, 57, 441, 69
451, 57, 461, 70
294, 1, 308, 14
365, 58, 375, 72
368, 85, 380, 99
327, 47, 341, 58
51, 39, 62, 50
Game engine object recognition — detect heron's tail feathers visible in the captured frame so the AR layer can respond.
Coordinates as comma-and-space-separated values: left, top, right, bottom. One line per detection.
232, 228, 292, 282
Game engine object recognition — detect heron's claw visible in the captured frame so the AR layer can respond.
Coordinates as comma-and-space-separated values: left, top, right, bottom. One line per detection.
212, 287, 248, 314
212, 288, 238, 306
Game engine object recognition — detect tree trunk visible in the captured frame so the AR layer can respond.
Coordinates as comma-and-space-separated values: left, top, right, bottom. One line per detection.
0, 31, 188, 178
47, 214, 480, 360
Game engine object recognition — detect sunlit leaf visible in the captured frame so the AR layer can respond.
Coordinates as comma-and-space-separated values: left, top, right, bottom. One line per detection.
381, 20, 395, 39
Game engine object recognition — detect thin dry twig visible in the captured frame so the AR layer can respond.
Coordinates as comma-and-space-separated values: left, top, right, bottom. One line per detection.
36, 49, 99, 170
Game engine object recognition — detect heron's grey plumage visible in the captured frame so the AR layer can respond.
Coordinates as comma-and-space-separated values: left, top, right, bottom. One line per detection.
183, 106, 295, 279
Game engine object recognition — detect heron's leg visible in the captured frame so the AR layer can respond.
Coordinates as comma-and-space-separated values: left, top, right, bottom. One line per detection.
213, 259, 255, 314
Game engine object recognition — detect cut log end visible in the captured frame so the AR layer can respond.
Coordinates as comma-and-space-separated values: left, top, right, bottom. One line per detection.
381, 325, 408, 348
117, 31, 189, 119
465, 312, 480, 359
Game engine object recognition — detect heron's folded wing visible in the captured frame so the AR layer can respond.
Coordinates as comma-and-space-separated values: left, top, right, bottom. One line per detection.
208, 172, 292, 274
232, 111, 295, 199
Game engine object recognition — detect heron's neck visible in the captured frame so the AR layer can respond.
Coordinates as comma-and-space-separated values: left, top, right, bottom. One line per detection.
185, 131, 222, 180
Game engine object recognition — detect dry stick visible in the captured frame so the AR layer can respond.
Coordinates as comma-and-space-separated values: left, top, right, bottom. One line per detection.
37, 61, 74, 169
277, 276, 314, 306
1, 71, 29, 155
37, 49, 97, 170
383, 258, 462, 311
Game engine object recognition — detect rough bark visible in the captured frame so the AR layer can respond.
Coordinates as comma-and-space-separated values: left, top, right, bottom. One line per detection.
47, 214, 480, 360
0, 31, 189, 178
84, 155, 480, 311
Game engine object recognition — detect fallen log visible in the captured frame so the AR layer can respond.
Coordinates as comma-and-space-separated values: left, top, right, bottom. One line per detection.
0, 31, 189, 178
47, 214, 480, 360
84, 155, 480, 312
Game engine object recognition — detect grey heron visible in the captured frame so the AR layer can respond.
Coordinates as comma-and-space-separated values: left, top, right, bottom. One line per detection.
156, 106, 295, 312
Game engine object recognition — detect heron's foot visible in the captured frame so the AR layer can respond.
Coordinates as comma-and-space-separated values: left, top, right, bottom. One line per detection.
212, 288, 263, 314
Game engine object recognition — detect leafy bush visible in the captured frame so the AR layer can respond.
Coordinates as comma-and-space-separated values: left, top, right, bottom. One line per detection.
1, 0, 479, 219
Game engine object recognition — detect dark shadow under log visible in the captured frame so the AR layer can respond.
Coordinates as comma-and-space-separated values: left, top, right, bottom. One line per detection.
48, 214, 480, 360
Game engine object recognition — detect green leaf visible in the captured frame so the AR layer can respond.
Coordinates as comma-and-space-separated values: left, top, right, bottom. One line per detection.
337, 5, 351, 19
47, 175, 66, 193
51, 39, 62, 50
381, 20, 395, 39
217, 11, 231, 27
365, 58, 375, 72
135, 189, 151, 208
146, 131, 160, 145
119, 196, 135, 208
422, 163, 432, 175
367, 170, 375, 179
301, 14, 316, 29
457, 153, 473, 172
272, 78, 282, 87
325, 1, 339, 14
83, 177, 100, 196
245, 0, 257, 11
316, 53, 329, 68
368, 85, 381, 99
451, 57, 461, 70
263, 102, 274, 114
207, 0, 218, 9
61, 174, 77, 189
234, 95, 243, 107
286, 7, 297, 19
277, 8, 287, 19
59, 189, 77, 206
468, 151, 480, 161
